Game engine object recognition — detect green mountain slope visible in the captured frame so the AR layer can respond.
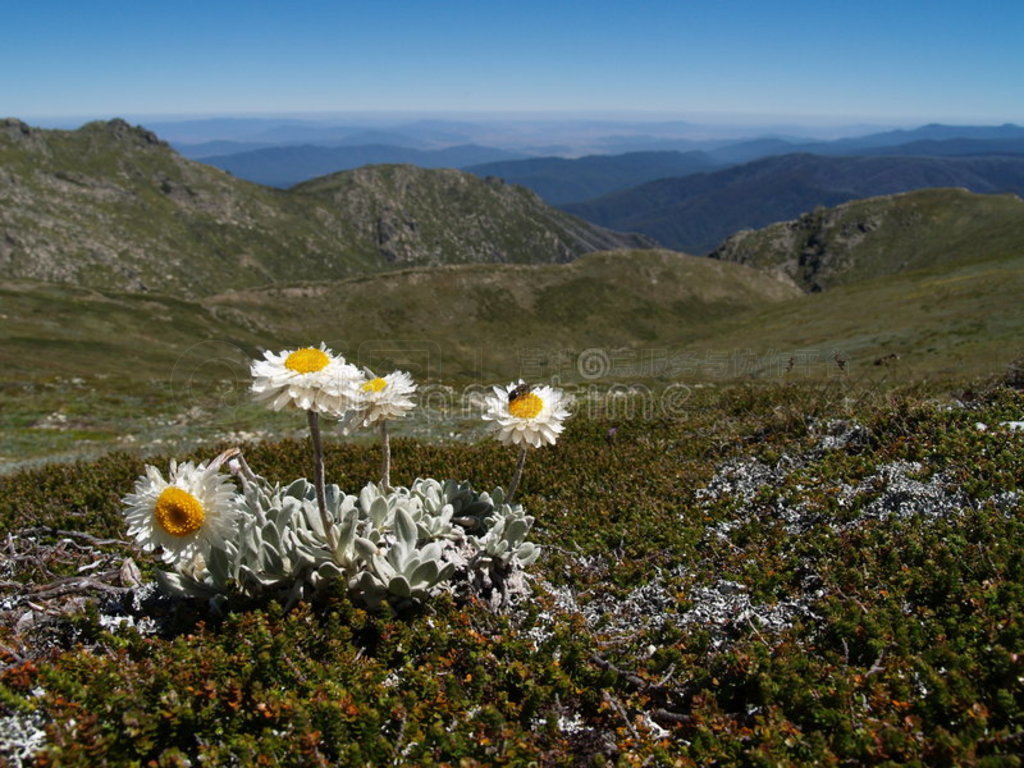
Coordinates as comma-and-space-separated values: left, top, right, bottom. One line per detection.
685, 246, 1024, 380
708, 188, 1024, 291
0, 119, 650, 297
0, 250, 798, 384
0, 279, 267, 381
5, 240, 1024, 468
208, 248, 800, 376
0, 251, 796, 468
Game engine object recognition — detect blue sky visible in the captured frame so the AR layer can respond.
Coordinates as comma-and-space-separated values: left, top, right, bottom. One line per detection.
3, 0, 1022, 125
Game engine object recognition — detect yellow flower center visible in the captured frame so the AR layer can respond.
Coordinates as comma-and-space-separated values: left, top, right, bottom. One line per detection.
154, 487, 206, 537
284, 347, 330, 374
509, 392, 543, 419
362, 377, 387, 393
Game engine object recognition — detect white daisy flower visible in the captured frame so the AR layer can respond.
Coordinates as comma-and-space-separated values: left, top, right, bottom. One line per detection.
348, 370, 417, 429
250, 343, 362, 416
482, 380, 572, 448
122, 459, 240, 565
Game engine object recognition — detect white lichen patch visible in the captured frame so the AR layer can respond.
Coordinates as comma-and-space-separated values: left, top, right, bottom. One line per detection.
833, 460, 971, 528
0, 700, 48, 767
675, 579, 821, 651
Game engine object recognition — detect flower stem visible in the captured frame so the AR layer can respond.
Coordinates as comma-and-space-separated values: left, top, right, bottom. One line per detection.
307, 410, 338, 553
506, 446, 529, 504
380, 420, 392, 492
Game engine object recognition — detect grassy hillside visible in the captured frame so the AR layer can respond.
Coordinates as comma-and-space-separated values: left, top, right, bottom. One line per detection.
1, 249, 796, 384
709, 188, 1024, 291
684, 248, 1024, 382
563, 153, 1024, 254
0, 119, 648, 297
210, 249, 799, 373
0, 278, 277, 473
0, 251, 797, 471
5, 234, 1024, 471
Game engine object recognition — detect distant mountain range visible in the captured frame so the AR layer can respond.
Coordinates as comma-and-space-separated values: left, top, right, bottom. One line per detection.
591, 122, 1024, 158
465, 151, 718, 205
805, 122, 1024, 152
149, 117, 476, 147
175, 129, 436, 159
462, 125, 1024, 208
0, 119, 647, 297
851, 138, 1024, 157
158, 119, 1024, 195
199, 143, 528, 188
562, 153, 1024, 254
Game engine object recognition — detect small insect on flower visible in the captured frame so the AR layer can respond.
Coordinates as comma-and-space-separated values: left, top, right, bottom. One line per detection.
483, 380, 572, 448
507, 382, 533, 404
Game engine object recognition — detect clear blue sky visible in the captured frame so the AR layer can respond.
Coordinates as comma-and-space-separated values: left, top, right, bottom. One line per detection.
3, 0, 1022, 125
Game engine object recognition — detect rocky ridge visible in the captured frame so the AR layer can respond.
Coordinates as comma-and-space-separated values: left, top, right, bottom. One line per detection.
0, 119, 652, 298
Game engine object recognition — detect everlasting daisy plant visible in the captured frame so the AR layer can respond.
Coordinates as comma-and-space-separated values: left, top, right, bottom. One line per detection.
119, 343, 545, 615
482, 380, 572, 501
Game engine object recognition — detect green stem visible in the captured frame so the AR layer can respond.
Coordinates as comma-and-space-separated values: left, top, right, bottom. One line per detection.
506, 445, 529, 504
380, 420, 392, 492
307, 410, 338, 553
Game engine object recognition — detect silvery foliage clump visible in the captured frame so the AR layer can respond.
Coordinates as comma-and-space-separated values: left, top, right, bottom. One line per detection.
157, 469, 540, 613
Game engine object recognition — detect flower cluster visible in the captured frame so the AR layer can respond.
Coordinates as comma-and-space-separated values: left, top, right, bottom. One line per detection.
251, 343, 416, 425
122, 344, 571, 612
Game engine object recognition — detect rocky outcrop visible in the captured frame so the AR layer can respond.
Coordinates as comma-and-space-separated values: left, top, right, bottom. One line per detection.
708, 188, 1024, 292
